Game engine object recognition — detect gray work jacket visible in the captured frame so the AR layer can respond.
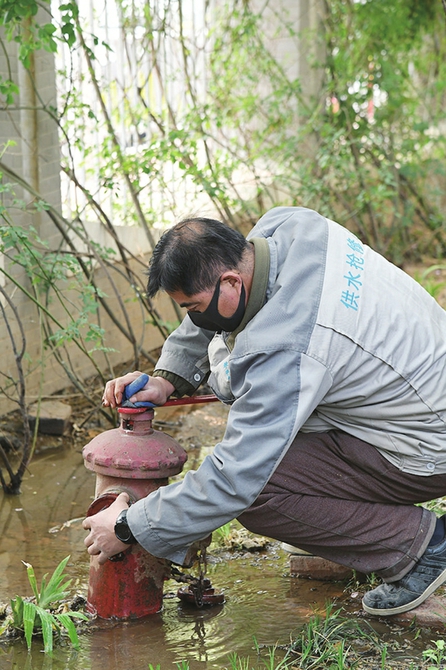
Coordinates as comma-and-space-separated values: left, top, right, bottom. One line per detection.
128, 207, 446, 564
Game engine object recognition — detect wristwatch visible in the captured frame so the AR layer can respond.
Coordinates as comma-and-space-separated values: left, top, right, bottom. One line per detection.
114, 509, 137, 544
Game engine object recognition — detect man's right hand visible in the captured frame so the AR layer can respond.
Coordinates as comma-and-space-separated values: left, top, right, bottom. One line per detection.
102, 372, 175, 409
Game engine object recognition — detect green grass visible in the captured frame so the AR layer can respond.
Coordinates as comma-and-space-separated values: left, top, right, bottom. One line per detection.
414, 265, 446, 301
148, 603, 412, 669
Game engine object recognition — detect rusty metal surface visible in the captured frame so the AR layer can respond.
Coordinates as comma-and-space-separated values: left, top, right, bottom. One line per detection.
82, 408, 188, 619
83, 410, 187, 478
87, 547, 171, 619
177, 582, 225, 607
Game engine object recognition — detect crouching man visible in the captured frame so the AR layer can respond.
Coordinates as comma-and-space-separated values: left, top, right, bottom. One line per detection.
84, 207, 446, 616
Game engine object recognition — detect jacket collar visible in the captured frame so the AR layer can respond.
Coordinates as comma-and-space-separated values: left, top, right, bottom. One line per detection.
227, 237, 270, 350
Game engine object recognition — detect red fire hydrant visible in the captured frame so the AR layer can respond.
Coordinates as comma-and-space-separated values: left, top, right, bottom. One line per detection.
82, 405, 187, 619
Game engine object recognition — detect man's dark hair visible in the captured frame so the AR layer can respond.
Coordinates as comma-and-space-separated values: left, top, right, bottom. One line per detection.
147, 217, 249, 297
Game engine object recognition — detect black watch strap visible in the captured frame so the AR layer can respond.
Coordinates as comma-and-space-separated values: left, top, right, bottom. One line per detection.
114, 509, 137, 544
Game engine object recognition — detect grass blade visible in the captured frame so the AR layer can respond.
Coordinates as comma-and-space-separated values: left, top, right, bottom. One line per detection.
10, 596, 24, 627
23, 601, 37, 650
55, 613, 80, 649
39, 575, 47, 605
22, 562, 39, 601
66, 610, 89, 622
39, 556, 72, 608
45, 556, 70, 593
35, 605, 55, 654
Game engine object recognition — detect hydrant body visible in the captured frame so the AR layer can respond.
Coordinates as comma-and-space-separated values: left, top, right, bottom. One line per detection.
83, 407, 187, 619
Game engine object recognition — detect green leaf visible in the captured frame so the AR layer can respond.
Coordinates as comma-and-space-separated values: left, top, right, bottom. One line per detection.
44, 555, 70, 590
23, 561, 39, 601
0, 76, 19, 105
66, 610, 89, 622
39, 574, 48, 602
39, 23, 56, 36
23, 601, 37, 650
10, 596, 24, 627
38, 556, 72, 609
54, 613, 80, 649
35, 606, 54, 654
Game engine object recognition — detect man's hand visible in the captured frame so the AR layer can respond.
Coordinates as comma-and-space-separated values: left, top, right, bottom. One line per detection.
82, 492, 133, 564
102, 372, 175, 409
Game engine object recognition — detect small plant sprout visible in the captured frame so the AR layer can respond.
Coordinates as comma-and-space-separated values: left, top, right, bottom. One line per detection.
423, 639, 446, 669
0, 556, 88, 653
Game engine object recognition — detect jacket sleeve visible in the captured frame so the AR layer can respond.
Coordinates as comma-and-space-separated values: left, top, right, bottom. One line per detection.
127, 348, 333, 564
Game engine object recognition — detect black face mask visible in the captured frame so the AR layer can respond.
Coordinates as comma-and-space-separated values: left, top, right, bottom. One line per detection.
188, 278, 246, 332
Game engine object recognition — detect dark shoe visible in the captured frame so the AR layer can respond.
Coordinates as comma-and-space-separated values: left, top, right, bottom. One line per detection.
362, 532, 446, 616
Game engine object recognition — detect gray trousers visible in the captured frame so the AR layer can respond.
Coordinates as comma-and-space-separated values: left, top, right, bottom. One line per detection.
238, 430, 446, 582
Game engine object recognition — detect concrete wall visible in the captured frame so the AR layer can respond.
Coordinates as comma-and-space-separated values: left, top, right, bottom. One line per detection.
0, 23, 172, 417
0, 24, 63, 415
250, 0, 325, 103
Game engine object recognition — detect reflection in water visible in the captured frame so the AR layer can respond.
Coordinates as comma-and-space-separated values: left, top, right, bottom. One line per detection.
0, 446, 93, 598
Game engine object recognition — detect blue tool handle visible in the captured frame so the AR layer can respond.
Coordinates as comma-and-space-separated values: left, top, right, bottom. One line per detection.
123, 373, 156, 407
124, 373, 149, 399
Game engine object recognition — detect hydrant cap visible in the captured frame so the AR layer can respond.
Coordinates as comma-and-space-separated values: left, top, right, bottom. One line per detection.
82, 427, 187, 479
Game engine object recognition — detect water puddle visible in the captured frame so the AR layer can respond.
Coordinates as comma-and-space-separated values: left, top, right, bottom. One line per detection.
0, 403, 439, 668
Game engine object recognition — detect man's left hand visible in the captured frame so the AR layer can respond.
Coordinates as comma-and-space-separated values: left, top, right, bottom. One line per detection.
82, 491, 132, 564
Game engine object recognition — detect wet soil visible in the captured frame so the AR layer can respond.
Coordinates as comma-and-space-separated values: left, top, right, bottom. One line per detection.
0, 401, 443, 669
